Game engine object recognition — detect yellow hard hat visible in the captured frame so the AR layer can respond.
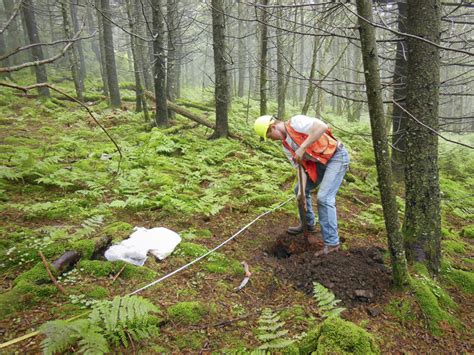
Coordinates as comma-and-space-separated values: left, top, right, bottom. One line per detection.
254, 115, 274, 141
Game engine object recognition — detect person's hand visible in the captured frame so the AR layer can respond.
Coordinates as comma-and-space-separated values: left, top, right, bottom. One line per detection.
294, 147, 305, 164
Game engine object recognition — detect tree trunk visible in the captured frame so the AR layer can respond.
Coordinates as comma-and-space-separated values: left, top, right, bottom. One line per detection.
259, 0, 268, 116
125, 0, 149, 122
356, 0, 409, 287
70, 0, 86, 86
390, 1, 408, 180
167, 0, 178, 119
100, 0, 121, 108
95, 0, 109, 98
276, 5, 285, 119
209, 0, 229, 138
21, 0, 50, 97
302, 35, 319, 115
403, 0, 441, 273
60, 0, 84, 101
237, 0, 245, 98
2, 0, 22, 65
152, 0, 168, 126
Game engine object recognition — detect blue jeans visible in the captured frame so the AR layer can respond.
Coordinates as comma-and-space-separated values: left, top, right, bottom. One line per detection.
294, 146, 350, 246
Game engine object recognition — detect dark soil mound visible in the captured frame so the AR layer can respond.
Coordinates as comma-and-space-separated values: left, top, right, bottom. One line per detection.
273, 235, 391, 307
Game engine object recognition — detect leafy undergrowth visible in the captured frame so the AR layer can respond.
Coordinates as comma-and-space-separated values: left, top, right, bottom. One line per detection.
0, 84, 473, 353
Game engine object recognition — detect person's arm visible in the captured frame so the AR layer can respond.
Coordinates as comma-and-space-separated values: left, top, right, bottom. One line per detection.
294, 118, 328, 164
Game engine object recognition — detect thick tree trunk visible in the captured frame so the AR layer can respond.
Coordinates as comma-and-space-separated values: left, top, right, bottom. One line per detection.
21, 0, 50, 97
100, 0, 121, 107
152, 0, 168, 126
356, 0, 409, 287
403, 0, 441, 273
209, 0, 229, 138
390, 1, 408, 180
259, 0, 268, 116
60, 0, 84, 101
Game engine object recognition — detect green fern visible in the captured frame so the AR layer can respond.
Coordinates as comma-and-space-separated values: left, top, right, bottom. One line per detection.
313, 282, 346, 318
256, 308, 294, 350
74, 215, 104, 238
40, 296, 160, 354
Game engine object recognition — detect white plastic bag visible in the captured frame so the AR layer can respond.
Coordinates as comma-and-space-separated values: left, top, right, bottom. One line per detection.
104, 227, 181, 266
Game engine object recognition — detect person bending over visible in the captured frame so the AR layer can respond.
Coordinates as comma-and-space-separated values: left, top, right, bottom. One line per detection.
254, 114, 349, 255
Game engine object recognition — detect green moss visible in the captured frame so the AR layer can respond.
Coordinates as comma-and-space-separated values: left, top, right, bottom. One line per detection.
42, 243, 67, 260
461, 225, 474, 239
102, 221, 133, 241
175, 331, 206, 350
410, 270, 458, 336
177, 242, 209, 257
384, 299, 415, 327
167, 301, 207, 325
69, 239, 95, 259
298, 317, 379, 354
13, 262, 57, 286
121, 264, 157, 281
441, 263, 474, 294
78, 260, 122, 277
85, 286, 109, 299
443, 239, 466, 255
0, 281, 57, 319
204, 255, 242, 275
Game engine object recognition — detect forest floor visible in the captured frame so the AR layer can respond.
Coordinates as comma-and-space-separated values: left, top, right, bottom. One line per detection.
0, 88, 473, 353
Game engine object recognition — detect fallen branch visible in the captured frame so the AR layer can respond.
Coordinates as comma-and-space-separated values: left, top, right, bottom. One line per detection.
39, 251, 67, 295
111, 265, 126, 283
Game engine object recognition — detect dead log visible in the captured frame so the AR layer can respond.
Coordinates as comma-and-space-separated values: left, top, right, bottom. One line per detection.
52, 251, 81, 274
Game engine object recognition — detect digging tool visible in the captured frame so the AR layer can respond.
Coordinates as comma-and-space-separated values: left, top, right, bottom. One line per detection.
297, 165, 310, 239
236, 261, 252, 291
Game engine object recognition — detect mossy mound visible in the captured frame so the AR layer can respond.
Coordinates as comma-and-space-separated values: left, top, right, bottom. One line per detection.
0, 280, 57, 319
102, 221, 133, 242
78, 260, 156, 280
167, 301, 207, 325
69, 239, 96, 259
410, 264, 458, 335
441, 262, 474, 294
298, 317, 379, 354
85, 286, 109, 299
13, 261, 57, 286
461, 225, 474, 239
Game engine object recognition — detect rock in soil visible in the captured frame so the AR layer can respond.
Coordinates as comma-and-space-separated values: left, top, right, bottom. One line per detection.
275, 242, 391, 307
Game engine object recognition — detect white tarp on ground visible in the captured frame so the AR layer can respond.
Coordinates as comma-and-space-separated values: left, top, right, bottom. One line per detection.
105, 227, 181, 266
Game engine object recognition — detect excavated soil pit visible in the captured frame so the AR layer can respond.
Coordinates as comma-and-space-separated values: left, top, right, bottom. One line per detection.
271, 234, 391, 307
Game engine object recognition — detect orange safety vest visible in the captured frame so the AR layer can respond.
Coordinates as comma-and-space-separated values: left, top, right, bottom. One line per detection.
282, 121, 339, 182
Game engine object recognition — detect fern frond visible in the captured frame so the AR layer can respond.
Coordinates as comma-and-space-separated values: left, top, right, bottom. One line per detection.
256, 308, 294, 351
40, 320, 76, 355
313, 282, 346, 318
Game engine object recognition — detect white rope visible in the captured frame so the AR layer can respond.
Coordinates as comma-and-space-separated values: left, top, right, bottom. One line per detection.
129, 196, 294, 295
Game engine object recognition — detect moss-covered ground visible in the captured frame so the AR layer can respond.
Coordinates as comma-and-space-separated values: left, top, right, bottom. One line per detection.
0, 80, 473, 352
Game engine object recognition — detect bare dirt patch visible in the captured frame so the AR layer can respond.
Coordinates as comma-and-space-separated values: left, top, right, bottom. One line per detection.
270, 232, 391, 307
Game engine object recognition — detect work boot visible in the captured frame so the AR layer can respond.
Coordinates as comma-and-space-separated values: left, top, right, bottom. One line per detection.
314, 244, 340, 257
287, 224, 316, 235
